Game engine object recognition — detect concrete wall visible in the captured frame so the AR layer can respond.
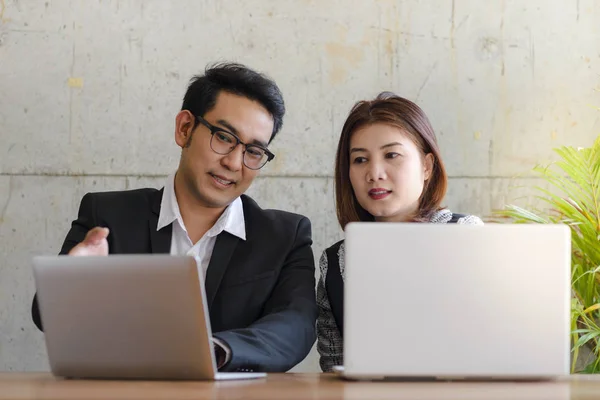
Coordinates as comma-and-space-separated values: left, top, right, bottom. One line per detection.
1, 0, 599, 372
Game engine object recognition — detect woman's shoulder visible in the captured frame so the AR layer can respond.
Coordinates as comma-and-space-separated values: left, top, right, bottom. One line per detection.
319, 239, 346, 276
430, 209, 484, 225
324, 239, 345, 254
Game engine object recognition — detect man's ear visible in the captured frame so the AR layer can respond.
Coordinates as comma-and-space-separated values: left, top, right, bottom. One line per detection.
175, 110, 196, 148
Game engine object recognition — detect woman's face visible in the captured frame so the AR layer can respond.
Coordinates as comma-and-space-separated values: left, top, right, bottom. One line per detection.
348, 123, 433, 222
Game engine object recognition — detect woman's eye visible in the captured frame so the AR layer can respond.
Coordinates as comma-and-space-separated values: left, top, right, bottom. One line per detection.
352, 157, 367, 164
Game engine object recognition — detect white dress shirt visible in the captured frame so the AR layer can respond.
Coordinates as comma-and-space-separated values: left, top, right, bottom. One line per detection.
156, 173, 246, 367
156, 173, 246, 279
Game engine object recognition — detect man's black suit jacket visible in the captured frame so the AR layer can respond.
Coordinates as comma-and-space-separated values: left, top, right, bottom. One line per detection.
31, 188, 318, 372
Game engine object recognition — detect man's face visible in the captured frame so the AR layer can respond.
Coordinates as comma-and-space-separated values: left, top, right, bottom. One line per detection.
175, 91, 274, 209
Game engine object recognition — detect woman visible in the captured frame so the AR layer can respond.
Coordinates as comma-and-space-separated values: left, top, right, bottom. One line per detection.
317, 92, 483, 372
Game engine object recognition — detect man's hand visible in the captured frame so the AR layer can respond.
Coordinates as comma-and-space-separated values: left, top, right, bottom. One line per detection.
214, 343, 226, 369
68, 227, 109, 256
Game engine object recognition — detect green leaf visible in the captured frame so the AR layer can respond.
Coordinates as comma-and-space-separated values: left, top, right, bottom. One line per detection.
576, 331, 600, 348
581, 359, 600, 374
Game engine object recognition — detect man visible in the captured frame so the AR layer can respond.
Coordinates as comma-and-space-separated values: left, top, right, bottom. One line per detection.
31, 62, 318, 373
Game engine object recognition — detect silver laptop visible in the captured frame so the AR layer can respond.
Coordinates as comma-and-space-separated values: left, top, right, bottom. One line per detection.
342, 223, 571, 380
32, 255, 266, 380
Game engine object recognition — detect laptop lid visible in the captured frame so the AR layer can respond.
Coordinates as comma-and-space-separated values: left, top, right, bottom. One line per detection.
343, 223, 571, 379
33, 255, 219, 380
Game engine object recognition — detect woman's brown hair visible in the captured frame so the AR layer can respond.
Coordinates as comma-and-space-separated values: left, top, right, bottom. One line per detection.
334, 92, 448, 229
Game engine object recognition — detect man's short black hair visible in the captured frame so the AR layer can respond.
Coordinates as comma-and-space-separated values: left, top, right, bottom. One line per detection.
182, 62, 285, 144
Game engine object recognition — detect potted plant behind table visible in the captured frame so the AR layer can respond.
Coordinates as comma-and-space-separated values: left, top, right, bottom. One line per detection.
495, 134, 600, 373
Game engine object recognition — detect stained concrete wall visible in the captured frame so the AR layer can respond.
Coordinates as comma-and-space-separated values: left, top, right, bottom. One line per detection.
1, 0, 599, 372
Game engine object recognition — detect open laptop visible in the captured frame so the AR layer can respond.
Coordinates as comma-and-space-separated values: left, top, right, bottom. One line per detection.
32, 255, 266, 380
341, 223, 571, 380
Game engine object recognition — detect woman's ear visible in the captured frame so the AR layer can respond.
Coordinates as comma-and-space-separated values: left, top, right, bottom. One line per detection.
423, 153, 434, 181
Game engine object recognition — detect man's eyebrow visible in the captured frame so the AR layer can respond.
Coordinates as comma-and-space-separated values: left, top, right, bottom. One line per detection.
216, 119, 238, 135
217, 119, 268, 147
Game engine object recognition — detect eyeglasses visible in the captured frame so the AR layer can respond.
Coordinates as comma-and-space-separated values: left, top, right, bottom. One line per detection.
194, 115, 275, 170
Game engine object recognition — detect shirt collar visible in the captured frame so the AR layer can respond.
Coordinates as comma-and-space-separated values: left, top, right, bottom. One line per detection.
207, 194, 246, 240
157, 173, 246, 241
157, 173, 180, 231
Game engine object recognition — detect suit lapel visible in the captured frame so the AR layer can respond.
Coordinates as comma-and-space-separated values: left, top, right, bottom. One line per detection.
148, 188, 172, 254
205, 231, 239, 309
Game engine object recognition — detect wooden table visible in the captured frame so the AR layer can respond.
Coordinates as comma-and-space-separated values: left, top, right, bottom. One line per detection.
2, 373, 600, 400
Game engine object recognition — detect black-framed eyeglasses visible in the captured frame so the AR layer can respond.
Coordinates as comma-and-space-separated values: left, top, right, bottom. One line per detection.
194, 115, 275, 170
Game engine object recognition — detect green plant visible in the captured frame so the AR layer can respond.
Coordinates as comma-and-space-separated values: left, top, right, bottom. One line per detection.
495, 135, 600, 373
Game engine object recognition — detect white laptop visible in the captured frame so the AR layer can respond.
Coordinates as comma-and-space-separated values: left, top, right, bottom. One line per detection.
32, 255, 266, 380
341, 223, 571, 380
